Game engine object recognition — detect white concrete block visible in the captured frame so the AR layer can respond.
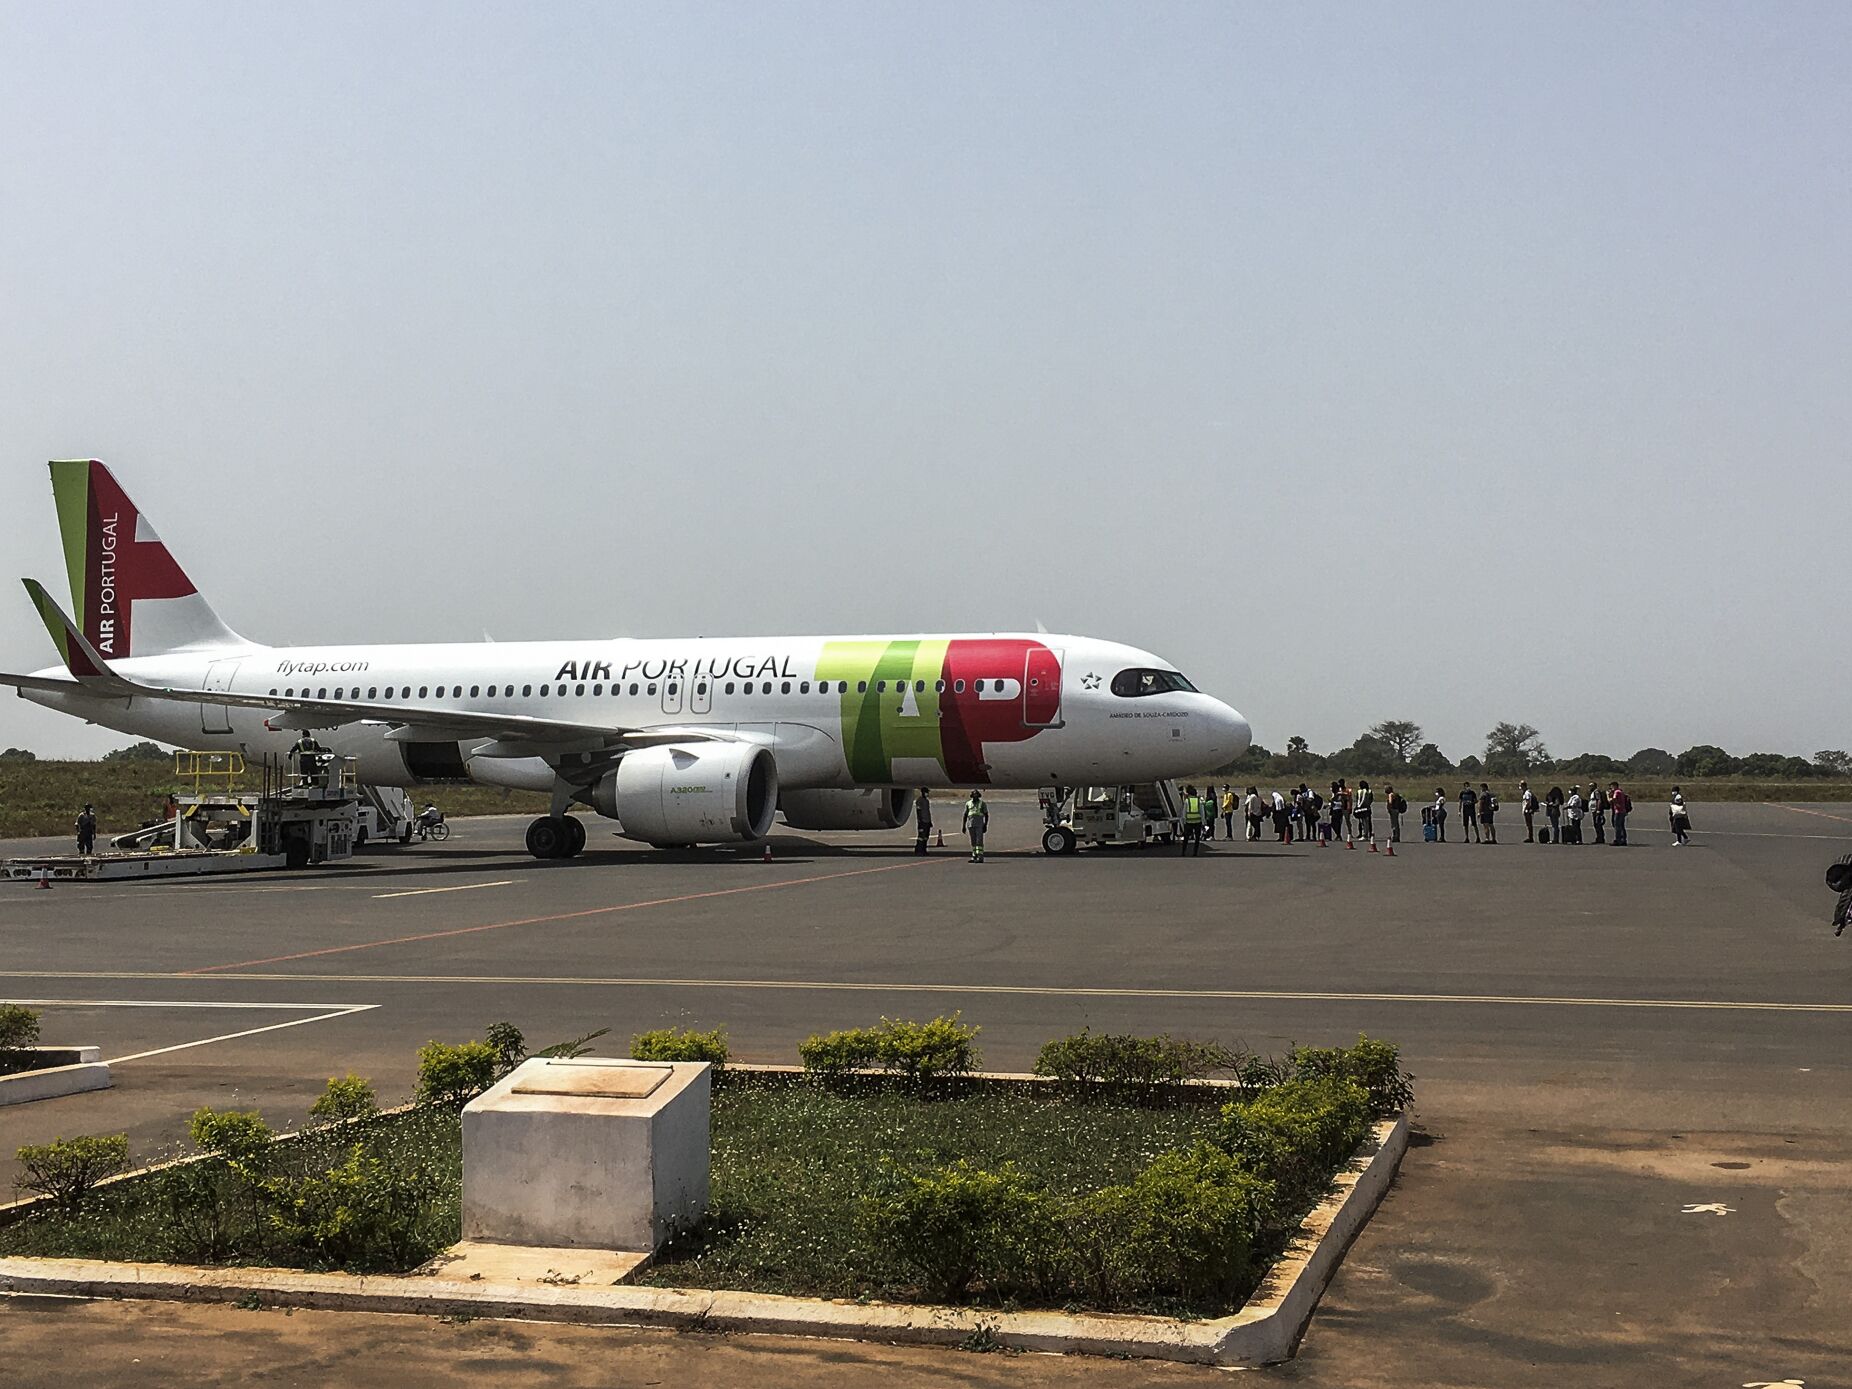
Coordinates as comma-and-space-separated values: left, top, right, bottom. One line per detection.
461, 1057, 710, 1252
0, 1049, 112, 1107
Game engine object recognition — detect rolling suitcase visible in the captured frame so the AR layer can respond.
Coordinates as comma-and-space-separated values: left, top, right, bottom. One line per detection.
1422, 822, 1437, 843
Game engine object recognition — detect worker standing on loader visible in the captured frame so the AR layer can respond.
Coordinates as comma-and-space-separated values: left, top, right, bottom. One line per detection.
962, 789, 989, 863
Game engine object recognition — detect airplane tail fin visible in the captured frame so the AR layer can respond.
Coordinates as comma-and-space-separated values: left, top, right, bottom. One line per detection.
49, 459, 247, 659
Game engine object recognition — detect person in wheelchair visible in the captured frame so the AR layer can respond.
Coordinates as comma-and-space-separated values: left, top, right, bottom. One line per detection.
416, 803, 445, 839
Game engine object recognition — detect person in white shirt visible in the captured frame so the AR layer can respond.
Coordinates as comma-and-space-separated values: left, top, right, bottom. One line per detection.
1564, 786, 1585, 844
1669, 787, 1692, 845
1270, 788, 1288, 841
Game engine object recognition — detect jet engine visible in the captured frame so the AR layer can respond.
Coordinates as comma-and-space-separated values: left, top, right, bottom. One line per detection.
590, 743, 778, 846
779, 787, 916, 831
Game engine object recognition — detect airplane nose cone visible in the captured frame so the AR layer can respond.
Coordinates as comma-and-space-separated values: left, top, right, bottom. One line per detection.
1201, 699, 1251, 758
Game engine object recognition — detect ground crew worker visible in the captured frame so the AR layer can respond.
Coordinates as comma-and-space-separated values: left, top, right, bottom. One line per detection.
1354, 780, 1375, 845
75, 803, 97, 856
914, 788, 933, 855
1180, 784, 1205, 856
292, 730, 325, 783
962, 789, 988, 863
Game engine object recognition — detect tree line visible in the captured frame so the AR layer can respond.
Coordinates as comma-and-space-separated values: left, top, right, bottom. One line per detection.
1212, 720, 1852, 782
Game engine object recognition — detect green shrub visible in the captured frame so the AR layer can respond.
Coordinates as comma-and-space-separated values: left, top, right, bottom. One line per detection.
800, 1014, 981, 1081
14, 1134, 130, 1208
1067, 1145, 1271, 1307
188, 1107, 275, 1172
630, 1026, 729, 1068
875, 1014, 980, 1079
1289, 1034, 1414, 1115
161, 1163, 236, 1261
260, 1143, 446, 1271
310, 1074, 378, 1124
415, 1040, 501, 1106
484, 1021, 527, 1075
533, 1026, 611, 1060
1033, 1029, 1236, 1092
862, 1159, 1043, 1301
1233, 1053, 1291, 1091
1219, 1076, 1371, 1210
797, 1027, 879, 1075
0, 1002, 41, 1054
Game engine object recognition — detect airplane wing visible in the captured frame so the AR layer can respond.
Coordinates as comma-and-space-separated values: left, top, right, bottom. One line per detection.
6, 577, 728, 751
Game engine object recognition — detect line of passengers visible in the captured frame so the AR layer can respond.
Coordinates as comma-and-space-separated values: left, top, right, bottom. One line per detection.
1208, 779, 1687, 848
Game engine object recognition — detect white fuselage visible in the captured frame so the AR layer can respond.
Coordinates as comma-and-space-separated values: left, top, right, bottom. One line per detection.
19, 632, 1250, 792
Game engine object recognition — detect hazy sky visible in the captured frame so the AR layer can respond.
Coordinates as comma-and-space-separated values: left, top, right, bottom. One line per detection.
2, 2, 1847, 761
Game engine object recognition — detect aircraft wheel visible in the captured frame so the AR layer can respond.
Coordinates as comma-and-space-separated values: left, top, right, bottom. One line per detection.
1041, 826, 1078, 856
525, 815, 570, 859
562, 816, 587, 857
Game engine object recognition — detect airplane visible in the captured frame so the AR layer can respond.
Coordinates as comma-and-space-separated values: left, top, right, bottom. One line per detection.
3, 460, 1252, 859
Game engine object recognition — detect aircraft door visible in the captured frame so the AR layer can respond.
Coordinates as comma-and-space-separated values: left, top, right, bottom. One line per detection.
1023, 647, 1063, 728
201, 658, 242, 734
661, 675, 685, 716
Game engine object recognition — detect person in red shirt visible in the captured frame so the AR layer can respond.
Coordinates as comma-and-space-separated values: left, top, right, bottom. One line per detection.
1607, 782, 1633, 846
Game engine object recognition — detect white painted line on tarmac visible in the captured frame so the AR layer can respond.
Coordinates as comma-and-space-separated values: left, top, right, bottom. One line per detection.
2, 998, 373, 1010
105, 1005, 378, 1065
371, 879, 515, 900
2, 972, 1847, 1013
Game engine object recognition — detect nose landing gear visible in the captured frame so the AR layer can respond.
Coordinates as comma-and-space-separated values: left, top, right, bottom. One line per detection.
526, 815, 587, 860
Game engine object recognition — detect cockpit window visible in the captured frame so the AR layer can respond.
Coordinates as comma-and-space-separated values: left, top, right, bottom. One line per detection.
1110, 668, 1197, 698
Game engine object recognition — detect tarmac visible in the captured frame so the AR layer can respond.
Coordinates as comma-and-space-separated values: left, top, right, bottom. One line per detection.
2, 797, 1849, 1386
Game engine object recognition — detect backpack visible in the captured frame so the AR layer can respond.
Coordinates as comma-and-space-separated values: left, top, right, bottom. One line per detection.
1389, 792, 1406, 813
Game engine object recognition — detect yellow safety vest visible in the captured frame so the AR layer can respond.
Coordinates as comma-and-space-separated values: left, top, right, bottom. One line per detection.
1184, 796, 1204, 825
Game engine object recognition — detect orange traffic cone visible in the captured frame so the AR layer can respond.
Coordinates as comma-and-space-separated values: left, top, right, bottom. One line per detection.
36, 866, 52, 889
762, 842, 773, 863
1385, 841, 1396, 856
1369, 839, 1379, 853
936, 829, 944, 848
1346, 837, 1355, 850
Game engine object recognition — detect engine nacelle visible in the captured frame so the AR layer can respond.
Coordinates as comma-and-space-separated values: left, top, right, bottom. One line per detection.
591, 743, 778, 846
779, 787, 916, 831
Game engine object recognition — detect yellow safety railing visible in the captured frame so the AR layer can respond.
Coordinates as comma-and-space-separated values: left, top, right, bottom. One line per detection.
174, 750, 245, 795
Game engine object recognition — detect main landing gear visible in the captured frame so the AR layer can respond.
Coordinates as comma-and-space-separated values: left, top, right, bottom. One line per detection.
526, 815, 587, 860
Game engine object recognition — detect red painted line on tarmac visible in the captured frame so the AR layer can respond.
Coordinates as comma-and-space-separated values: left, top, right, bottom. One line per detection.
1763, 802, 1852, 826
184, 856, 960, 975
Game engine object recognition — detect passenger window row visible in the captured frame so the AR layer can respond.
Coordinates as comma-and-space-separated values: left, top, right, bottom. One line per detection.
263, 677, 1019, 702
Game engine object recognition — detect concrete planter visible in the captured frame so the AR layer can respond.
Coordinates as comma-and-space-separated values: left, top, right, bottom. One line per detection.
0, 1047, 111, 1107
0, 1110, 1408, 1365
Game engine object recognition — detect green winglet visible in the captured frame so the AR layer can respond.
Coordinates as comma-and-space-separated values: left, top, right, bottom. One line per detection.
20, 577, 112, 682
